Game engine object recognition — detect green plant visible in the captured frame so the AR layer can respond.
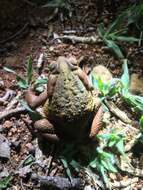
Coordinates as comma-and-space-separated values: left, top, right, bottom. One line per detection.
89, 73, 122, 99
127, 3, 143, 32
4, 56, 48, 90
89, 147, 117, 189
0, 176, 12, 189
90, 59, 143, 113
88, 127, 129, 189
43, 0, 69, 8
4, 56, 33, 89
97, 129, 125, 155
97, 10, 138, 59
139, 115, 143, 130
60, 156, 72, 181
121, 59, 143, 112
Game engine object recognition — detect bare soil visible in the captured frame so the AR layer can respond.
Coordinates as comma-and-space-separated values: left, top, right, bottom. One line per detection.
0, 1, 143, 189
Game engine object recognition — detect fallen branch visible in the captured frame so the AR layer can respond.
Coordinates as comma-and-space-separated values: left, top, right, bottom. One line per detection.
125, 132, 141, 152
117, 161, 143, 177
111, 177, 138, 188
58, 35, 102, 44
31, 174, 84, 190
0, 107, 26, 121
104, 100, 131, 124
0, 89, 16, 104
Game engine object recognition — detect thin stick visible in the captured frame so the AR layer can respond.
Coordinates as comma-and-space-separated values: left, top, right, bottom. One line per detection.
104, 100, 131, 124
58, 35, 102, 44
0, 107, 26, 121
31, 174, 84, 190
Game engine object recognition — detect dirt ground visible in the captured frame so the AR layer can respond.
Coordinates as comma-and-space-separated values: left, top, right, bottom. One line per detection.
0, 0, 143, 189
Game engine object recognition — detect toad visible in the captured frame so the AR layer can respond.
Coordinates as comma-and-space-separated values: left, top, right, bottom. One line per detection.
25, 56, 103, 143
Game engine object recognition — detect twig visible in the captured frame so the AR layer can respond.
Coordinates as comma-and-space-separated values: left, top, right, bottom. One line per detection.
125, 132, 141, 152
0, 107, 26, 121
0, 89, 15, 104
6, 99, 18, 110
20, 179, 26, 190
104, 100, 131, 124
37, 53, 44, 75
117, 161, 143, 177
0, 23, 29, 44
111, 177, 138, 188
5, 92, 22, 110
31, 174, 84, 190
58, 35, 102, 44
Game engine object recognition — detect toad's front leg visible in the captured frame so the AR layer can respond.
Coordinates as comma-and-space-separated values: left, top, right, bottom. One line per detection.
25, 87, 60, 143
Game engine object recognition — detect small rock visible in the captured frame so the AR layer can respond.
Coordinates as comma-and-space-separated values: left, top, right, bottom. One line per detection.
3, 121, 13, 129
84, 185, 95, 190
49, 46, 54, 52
0, 134, 10, 159
92, 65, 112, 82
26, 143, 35, 155
11, 139, 21, 152
0, 125, 4, 132
0, 168, 9, 178
0, 78, 4, 89
16, 165, 31, 178
129, 73, 143, 95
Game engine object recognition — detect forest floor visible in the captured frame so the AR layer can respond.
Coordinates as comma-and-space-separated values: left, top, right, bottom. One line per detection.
0, 1, 143, 189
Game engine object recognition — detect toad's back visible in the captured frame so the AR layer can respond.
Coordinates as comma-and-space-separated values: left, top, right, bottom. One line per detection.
44, 68, 94, 139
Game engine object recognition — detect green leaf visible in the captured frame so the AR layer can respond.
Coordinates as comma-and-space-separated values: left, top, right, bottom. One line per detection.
123, 92, 143, 112
3, 67, 17, 74
97, 133, 112, 140
35, 86, 45, 92
27, 56, 33, 84
101, 160, 110, 170
89, 159, 97, 168
23, 154, 35, 166
4, 66, 28, 89
20, 100, 42, 120
34, 78, 48, 92
116, 139, 125, 154
89, 73, 100, 90
105, 11, 127, 36
35, 78, 48, 85
16, 76, 28, 89
60, 156, 72, 181
99, 165, 111, 189
0, 176, 12, 189
114, 36, 139, 42
42, 0, 67, 8
105, 39, 124, 59
20, 101, 35, 113
140, 115, 143, 130
107, 161, 117, 173
97, 23, 105, 38
121, 59, 129, 90
108, 140, 117, 147
70, 160, 81, 172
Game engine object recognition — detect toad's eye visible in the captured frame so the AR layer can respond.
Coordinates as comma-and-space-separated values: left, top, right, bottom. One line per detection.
48, 62, 58, 73
68, 57, 77, 66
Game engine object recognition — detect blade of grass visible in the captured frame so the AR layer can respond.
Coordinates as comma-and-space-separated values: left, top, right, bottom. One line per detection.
27, 56, 33, 84
105, 39, 124, 59
105, 11, 128, 36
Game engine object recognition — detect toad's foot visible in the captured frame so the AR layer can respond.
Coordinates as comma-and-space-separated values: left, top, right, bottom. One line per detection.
34, 119, 60, 143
